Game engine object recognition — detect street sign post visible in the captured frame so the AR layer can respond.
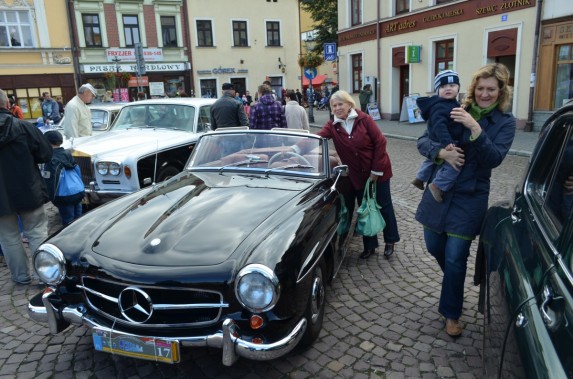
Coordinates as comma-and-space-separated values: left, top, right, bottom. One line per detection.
304, 67, 317, 123
324, 43, 337, 61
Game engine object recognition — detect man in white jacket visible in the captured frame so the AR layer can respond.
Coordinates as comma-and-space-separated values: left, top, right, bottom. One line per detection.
284, 90, 309, 130
63, 83, 97, 139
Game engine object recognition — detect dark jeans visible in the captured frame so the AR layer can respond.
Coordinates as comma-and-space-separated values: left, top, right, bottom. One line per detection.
57, 203, 83, 225
423, 228, 472, 320
345, 179, 400, 251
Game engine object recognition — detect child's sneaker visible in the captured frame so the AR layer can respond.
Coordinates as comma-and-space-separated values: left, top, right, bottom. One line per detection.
411, 178, 424, 190
429, 183, 444, 203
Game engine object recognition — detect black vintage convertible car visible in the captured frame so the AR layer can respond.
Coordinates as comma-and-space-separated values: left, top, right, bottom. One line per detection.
476, 102, 573, 378
28, 128, 352, 365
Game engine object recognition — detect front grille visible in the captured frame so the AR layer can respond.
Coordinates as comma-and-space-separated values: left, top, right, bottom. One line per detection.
73, 156, 94, 187
80, 276, 226, 328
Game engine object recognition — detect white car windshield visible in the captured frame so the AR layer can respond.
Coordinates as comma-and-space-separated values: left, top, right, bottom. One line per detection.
112, 104, 196, 131
188, 131, 327, 177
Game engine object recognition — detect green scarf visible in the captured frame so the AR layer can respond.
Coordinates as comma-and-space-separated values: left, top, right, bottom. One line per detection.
468, 101, 498, 121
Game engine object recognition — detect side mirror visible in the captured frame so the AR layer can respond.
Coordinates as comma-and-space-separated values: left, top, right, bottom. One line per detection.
328, 165, 349, 197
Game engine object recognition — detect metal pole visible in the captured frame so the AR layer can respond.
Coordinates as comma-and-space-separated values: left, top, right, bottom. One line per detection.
309, 77, 315, 123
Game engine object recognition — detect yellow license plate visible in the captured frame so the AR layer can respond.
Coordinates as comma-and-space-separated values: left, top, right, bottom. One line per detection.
92, 328, 180, 363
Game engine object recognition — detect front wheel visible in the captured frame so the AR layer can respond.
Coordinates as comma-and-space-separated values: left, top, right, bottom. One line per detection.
299, 257, 326, 346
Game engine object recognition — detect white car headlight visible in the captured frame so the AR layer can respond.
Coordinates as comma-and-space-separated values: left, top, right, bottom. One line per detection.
96, 162, 109, 175
235, 264, 280, 313
108, 162, 121, 176
33, 244, 66, 285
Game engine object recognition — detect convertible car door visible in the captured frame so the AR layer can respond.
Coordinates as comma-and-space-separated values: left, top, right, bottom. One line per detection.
482, 114, 573, 378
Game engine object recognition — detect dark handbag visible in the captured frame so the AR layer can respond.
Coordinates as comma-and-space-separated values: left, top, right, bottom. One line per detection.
355, 178, 386, 236
337, 196, 350, 235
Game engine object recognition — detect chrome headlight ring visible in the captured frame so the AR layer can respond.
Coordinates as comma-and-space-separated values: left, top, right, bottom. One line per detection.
33, 243, 66, 285
97, 161, 121, 176
235, 264, 280, 313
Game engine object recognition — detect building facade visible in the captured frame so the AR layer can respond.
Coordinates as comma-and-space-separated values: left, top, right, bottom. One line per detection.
336, 0, 572, 130
70, 0, 191, 101
187, 0, 301, 101
0, 0, 75, 120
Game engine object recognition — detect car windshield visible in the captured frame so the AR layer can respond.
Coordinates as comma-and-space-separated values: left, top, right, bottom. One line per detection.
188, 130, 327, 177
112, 104, 196, 131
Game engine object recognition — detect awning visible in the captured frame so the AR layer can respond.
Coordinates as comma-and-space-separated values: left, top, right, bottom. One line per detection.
302, 74, 328, 87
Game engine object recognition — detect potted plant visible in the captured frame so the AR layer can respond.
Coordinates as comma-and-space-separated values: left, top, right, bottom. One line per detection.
298, 52, 324, 69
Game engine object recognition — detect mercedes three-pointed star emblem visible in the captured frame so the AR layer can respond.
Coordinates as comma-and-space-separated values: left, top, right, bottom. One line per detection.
118, 287, 154, 323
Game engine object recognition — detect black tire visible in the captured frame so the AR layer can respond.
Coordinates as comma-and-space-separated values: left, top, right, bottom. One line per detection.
157, 165, 180, 182
299, 257, 326, 346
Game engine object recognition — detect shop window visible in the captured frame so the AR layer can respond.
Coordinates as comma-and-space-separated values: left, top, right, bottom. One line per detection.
351, 54, 363, 93
555, 44, 573, 108
82, 14, 102, 48
0, 10, 33, 47
196, 20, 213, 47
200, 79, 217, 98
266, 21, 281, 47
435, 39, 455, 74
161, 16, 177, 47
123, 15, 140, 47
351, 0, 361, 26
233, 20, 248, 47
396, 0, 409, 15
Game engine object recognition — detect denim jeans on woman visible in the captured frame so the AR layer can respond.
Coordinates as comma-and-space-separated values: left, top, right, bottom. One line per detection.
423, 228, 472, 320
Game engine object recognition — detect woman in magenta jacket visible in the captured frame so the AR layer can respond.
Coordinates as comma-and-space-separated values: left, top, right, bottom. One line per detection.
319, 90, 399, 259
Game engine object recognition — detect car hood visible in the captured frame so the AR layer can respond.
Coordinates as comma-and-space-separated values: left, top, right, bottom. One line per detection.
91, 171, 312, 267
67, 128, 197, 157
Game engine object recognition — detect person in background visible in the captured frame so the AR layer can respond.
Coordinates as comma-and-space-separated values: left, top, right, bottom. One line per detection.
63, 83, 97, 139
9, 97, 23, 119
415, 63, 516, 337
102, 91, 113, 102
41, 92, 61, 125
249, 83, 286, 130
0, 88, 53, 285
284, 90, 309, 130
43, 131, 84, 225
359, 84, 372, 113
296, 90, 400, 259
55, 95, 65, 117
209, 83, 249, 130
295, 89, 303, 105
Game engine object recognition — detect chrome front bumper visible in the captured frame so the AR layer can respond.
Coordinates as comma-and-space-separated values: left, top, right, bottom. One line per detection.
84, 181, 131, 205
28, 287, 307, 366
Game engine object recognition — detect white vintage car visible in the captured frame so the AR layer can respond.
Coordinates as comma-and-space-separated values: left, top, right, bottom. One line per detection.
68, 98, 216, 206
53, 102, 126, 135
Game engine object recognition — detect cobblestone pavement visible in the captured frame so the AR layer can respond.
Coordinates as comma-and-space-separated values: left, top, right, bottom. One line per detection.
0, 138, 529, 379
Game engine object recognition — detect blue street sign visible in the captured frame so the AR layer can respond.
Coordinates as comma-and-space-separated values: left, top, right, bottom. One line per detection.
304, 67, 317, 80
324, 43, 337, 61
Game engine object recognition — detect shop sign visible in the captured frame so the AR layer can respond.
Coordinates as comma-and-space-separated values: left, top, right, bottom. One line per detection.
83, 63, 186, 73
106, 48, 164, 62
128, 76, 149, 87
406, 45, 421, 63
149, 82, 165, 96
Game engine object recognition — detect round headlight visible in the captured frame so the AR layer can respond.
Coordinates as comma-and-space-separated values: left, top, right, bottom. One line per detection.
96, 162, 109, 175
109, 162, 121, 176
33, 244, 66, 285
235, 264, 279, 312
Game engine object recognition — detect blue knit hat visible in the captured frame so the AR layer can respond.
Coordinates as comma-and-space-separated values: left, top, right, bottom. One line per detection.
434, 70, 460, 93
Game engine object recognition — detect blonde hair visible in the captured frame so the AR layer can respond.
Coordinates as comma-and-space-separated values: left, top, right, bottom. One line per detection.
462, 63, 513, 112
329, 90, 356, 109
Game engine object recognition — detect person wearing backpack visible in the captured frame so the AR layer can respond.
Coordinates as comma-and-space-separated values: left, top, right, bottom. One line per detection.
43, 131, 85, 225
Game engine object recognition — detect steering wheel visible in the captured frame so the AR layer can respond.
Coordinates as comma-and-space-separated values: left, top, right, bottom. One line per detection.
268, 151, 312, 167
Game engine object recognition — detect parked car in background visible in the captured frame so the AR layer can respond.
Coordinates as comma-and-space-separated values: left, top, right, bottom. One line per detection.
53, 102, 126, 135
28, 128, 352, 366
476, 101, 573, 378
65, 98, 215, 206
